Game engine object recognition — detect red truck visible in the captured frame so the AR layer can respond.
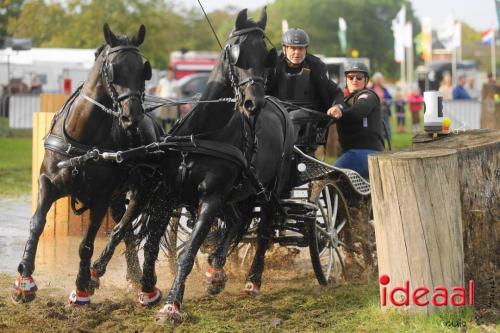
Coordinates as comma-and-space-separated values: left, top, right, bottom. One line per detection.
169, 50, 218, 80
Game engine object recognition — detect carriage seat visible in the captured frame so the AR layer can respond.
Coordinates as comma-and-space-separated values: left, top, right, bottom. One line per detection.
289, 108, 333, 150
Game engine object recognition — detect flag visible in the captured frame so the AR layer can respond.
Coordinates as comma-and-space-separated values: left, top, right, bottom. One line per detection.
282, 20, 289, 34
338, 17, 347, 54
436, 16, 460, 51
391, 6, 406, 63
453, 22, 461, 48
420, 17, 432, 63
482, 28, 494, 45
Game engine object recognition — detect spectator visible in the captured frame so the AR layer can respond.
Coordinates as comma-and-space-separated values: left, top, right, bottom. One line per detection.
452, 75, 471, 100
368, 72, 392, 141
408, 86, 424, 134
466, 77, 479, 99
439, 72, 453, 100
393, 88, 406, 133
155, 70, 178, 130
486, 72, 496, 87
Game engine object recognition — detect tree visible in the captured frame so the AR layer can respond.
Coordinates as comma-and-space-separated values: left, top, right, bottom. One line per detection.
0, 0, 24, 37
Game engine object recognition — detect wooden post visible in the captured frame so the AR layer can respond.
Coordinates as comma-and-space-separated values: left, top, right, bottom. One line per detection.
412, 129, 500, 311
369, 149, 464, 314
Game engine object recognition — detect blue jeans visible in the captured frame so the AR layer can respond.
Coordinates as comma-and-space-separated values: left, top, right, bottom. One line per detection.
334, 149, 378, 178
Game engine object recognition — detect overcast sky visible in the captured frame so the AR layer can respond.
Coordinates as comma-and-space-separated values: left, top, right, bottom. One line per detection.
185, 0, 497, 31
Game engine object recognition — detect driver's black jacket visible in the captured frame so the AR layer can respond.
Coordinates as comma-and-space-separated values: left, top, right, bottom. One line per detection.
266, 52, 344, 113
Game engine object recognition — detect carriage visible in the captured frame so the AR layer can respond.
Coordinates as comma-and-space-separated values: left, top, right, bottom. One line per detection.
89, 103, 375, 286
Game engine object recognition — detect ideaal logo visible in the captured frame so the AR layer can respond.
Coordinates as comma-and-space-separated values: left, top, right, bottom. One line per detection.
379, 275, 474, 306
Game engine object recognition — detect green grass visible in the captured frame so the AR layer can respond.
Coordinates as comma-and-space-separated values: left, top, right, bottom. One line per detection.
0, 274, 492, 333
0, 137, 32, 197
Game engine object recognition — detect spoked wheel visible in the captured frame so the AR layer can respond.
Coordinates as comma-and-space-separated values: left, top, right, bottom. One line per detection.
308, 179, 350, 285
166, 208, 196, 274
165, 208, 226, 274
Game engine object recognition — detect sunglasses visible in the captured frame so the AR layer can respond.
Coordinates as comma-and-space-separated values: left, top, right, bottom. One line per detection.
346, 74, 366, 81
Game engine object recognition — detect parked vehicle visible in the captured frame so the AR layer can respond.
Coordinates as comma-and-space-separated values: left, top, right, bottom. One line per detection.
174, 72, 210, 117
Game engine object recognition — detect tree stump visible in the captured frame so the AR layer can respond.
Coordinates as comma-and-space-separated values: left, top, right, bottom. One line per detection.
412, 129, 500, 312
369, 149, 464, 314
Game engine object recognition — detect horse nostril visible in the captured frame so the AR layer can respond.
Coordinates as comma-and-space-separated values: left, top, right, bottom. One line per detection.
244, 100, 256, 112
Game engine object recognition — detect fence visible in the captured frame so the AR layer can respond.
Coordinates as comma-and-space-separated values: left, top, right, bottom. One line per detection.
443, 100, 481, 130
7, 94, 40, 129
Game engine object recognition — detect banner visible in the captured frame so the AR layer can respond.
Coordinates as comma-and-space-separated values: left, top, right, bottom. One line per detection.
281, 20, 289, 34
391, 6, 406, 63
436, 15, 460, 51
403, 22, 413, 48
338, 17, 347, 54
496, 0, 500, 29
420, 17, 432, 63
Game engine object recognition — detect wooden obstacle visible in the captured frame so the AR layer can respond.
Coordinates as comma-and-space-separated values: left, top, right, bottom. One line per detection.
32, 94, 114, 238
369, 129, 499, 314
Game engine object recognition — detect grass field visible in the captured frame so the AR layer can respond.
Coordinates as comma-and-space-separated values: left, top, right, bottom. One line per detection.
0, 273, 494, 333
0, 137, 32, 197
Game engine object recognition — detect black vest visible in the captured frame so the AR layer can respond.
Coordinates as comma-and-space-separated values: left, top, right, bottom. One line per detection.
337, 88, 384, 151
276, 63, 320, 111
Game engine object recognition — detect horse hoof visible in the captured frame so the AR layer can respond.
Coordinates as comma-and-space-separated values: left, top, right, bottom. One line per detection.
239, 282, 260, 297
11, 276, 38, 304
68, 289, 91, 305
87, 269, 100, 296
204, 266, 228, 295
156, 303, 182, 325
137, 288, 162, 307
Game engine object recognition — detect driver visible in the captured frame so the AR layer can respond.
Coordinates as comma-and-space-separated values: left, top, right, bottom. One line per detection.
266, 28, 344, 114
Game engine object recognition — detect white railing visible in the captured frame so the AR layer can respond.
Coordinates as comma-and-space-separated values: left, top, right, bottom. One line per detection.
443, 100, 481, 130
7, 94, 40, 129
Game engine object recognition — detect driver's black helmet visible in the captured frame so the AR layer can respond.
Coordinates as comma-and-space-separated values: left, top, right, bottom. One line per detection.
281, 28, 310, 47
344, 62, 370, 78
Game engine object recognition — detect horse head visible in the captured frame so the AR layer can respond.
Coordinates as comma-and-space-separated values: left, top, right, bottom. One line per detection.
99, 24, 152, 130
225, 7, 277, 116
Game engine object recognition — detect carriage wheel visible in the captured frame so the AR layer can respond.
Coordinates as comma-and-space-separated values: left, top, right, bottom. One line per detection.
308, 179, 350, 285
165, 208, 197, 274
166, 209, 226, 274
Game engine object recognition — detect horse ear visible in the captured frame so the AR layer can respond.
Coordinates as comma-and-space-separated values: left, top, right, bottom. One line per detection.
235, 9, 248, 31
103, 23, 119, 47
257, 6, 267, 30
132, 24, 146, 46
266, 48, 277, 68
143, 61, 152, 81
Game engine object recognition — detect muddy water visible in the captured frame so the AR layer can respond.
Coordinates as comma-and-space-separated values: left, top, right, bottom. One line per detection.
0, 196, 319, 303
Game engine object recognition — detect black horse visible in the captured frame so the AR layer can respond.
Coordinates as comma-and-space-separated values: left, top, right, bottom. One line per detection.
87, 7, 294, 323
151, 8, 294, 323
12, 24, 163, 305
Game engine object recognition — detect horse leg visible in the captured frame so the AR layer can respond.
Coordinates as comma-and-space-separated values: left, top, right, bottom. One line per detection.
241, 205, 274, 296
156, 195, 221, 325
90, 193, 144, 293
69, 199, 109, 305
138, 203, 171, 307
205, 204, 250, 295
110, 193, 143, 287
12, 174, 61, 303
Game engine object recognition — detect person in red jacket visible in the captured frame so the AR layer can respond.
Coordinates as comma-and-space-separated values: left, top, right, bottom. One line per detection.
408, 86, 424, 134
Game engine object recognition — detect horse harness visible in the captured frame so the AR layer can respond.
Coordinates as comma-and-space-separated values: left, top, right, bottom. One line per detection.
44, 45, 148, 214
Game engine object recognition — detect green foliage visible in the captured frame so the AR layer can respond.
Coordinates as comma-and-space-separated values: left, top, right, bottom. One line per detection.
0, 0, 24, 36
0, 136, 31, 197
3, 0, 421, 73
